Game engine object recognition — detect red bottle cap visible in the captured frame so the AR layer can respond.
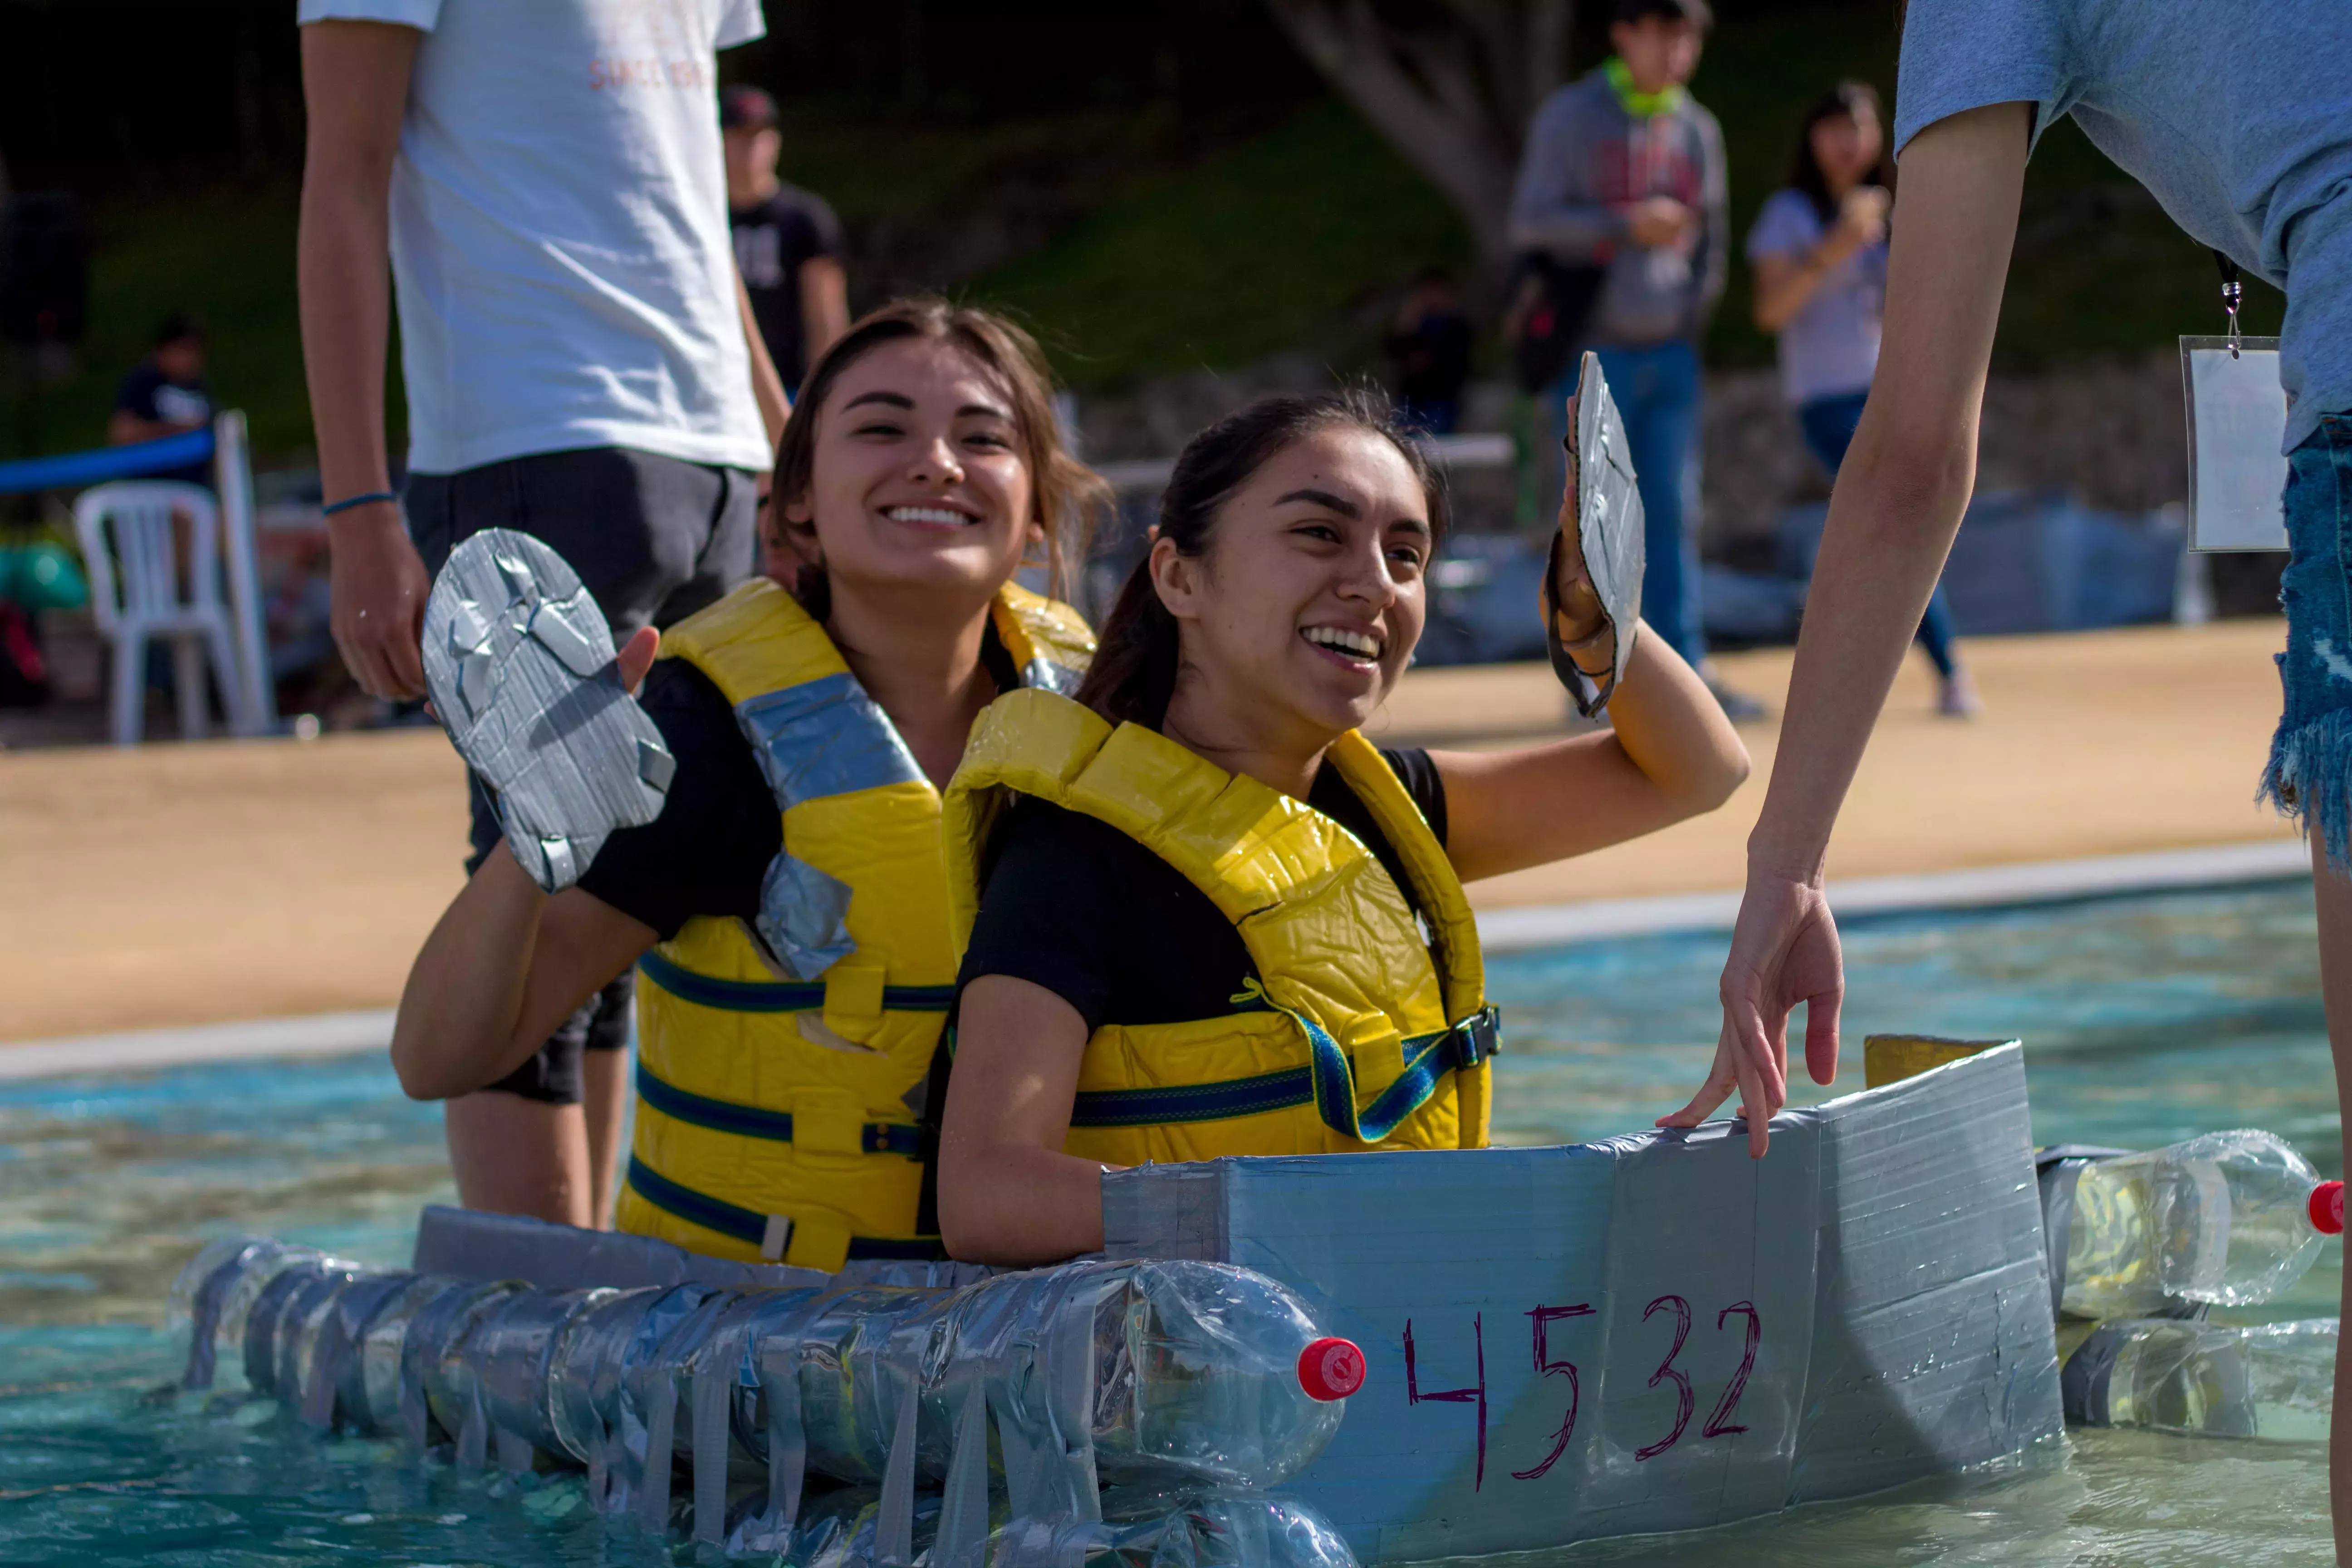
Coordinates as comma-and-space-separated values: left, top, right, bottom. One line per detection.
2311, 1181, 2345, 1236
1298, 1337, 1367, 1401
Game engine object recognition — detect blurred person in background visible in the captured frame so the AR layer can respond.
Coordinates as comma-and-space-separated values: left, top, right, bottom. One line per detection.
1509, 0, 1750, 718
110, 313, 216, 487
1385, 266, 1473, 436
724, 84, 848, 400
297, 0, 790, 1232
1748, 82, 1978, 718
1673, 0, 2352, 1534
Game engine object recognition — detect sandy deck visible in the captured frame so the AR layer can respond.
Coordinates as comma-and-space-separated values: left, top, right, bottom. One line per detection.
0, 620, 2299, 1043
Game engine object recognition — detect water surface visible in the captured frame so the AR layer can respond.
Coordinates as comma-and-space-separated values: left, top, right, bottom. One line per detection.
0, 881, 2335, 1565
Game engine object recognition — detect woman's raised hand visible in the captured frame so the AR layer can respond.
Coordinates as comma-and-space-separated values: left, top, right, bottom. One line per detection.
1549, 392, 1616, 676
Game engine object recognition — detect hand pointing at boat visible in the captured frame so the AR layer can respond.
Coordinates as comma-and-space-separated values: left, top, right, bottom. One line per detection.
1656, 868, 1842, 1157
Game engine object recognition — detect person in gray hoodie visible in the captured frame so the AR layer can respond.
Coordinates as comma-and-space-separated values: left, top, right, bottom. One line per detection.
1510, 0, 1745, 714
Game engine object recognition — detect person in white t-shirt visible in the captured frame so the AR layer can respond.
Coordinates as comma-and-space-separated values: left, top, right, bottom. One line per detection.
296, 0, 791, 1233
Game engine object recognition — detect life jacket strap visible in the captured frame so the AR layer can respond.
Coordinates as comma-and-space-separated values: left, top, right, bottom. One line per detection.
635, 1063, 926, 1159
624, 1156, 943, 1264
1068, 1006, 1500, 1138
637, 951, 955, 1014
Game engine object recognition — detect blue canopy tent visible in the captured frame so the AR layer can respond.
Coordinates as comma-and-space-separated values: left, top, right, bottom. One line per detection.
0, 416, 276, 735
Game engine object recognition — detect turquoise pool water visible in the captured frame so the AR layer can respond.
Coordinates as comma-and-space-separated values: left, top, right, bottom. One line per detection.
0, 881, 2337, 1565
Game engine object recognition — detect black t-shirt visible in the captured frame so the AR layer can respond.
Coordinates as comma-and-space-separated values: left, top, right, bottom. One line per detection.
576, 628, 1021, 938
956, 748, 1450, 1032
730, 185, 844, 391
113, 362, 216, 485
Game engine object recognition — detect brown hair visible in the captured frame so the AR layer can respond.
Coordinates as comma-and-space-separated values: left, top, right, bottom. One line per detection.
1073, 387, 1450, 730
768, 297, 1107, 615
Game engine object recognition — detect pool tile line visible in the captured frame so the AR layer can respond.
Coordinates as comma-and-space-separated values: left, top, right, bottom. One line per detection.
0, 841, 2312, 1080
1480, 839, 2313, 950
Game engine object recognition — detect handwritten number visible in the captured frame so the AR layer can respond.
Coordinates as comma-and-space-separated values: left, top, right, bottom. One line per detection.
1510, 1303, 1594, 1481
1702, 1301, 1760, 1438
1404, 1313, 1488, 1489
1634, 1295, 1693, 1461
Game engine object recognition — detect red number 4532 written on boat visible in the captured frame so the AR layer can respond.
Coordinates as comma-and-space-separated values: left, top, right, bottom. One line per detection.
1402, 1297, 1762, 1488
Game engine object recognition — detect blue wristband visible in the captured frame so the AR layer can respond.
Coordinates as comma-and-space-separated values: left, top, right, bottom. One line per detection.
322, 490, 397, 517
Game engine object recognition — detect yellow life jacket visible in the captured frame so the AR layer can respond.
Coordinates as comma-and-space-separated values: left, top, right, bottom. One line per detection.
617, 578, 1094, 1270
944, 689, 1496, 1166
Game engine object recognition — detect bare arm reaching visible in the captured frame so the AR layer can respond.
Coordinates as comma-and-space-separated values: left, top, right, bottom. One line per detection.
1663, 104, 2032, 1155
737, 268, 791, 457
299, 20, 429, 701
799, 255, 850, 370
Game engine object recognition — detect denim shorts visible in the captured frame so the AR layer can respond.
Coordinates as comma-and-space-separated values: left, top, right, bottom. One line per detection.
2260, 413, 2352, 871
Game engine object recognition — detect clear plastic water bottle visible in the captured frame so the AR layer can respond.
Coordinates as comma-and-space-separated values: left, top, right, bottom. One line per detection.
2063, 1317, 2337, 1441
989, 1486, 1360, 1568
2060, 1130, 2343, 1318
739, 1259, 1364, 1492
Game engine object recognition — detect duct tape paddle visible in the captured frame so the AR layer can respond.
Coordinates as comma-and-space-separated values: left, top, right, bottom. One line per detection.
1544, 352, 1645, 715
421, 529, 675, 892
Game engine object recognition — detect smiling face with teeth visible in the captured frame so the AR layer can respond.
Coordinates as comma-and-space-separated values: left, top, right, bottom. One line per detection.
1152, 424, 1433, 768
775, 337, 1044, 610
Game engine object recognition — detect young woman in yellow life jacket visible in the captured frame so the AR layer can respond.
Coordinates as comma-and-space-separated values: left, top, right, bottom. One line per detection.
389, 299, 1103, 1269
932, 388, 1751, 1265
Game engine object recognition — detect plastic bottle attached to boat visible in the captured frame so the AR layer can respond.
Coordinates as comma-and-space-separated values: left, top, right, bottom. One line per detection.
2060, 1130, 2343, 1318
2063, 1317, 2337, 1440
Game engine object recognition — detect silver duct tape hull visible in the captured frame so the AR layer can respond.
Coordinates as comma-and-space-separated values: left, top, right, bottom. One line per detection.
1101, 1042, 2062, 1563
172, 1240, 1356, 1566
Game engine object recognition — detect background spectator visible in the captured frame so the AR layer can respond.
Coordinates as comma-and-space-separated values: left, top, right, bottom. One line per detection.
1748, 82, 1978, 717
1508, 0, 1747, 716
110, 313, 215, 486
1385, 266, 1473, 435
297, 1, 789, 1232
723, 84, 848, 400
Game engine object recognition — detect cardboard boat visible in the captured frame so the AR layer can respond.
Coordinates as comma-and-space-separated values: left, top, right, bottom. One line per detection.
413, 1041, 2060, 1561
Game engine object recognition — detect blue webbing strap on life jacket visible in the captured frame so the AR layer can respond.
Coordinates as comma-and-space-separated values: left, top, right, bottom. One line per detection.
634, 1063, 926, 1159
1067, 1005, 1499, 1139
637, 950, 956, 1014
623, 1156, 943, 1261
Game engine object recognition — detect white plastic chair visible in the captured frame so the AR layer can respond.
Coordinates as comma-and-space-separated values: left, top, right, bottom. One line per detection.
73, 480, 244, 745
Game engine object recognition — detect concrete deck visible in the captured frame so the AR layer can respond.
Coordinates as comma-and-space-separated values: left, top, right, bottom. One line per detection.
0, 621, 2301, 1044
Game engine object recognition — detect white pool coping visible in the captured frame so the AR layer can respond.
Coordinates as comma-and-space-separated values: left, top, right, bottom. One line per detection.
0, 839, 2313, 1082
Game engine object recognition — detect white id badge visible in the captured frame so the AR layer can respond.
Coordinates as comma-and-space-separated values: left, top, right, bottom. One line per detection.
2181, 334, 2289, 551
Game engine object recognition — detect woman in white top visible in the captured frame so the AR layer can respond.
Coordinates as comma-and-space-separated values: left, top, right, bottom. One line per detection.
1747, 83, 1977, 718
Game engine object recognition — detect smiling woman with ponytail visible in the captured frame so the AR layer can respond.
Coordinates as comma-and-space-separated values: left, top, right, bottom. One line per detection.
930, 384, 1752, 1266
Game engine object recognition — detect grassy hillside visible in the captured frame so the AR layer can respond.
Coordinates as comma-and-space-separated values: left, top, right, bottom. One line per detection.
1, 183, 324, 465
971, 100, 1473, 384
0, 5, 2283, 463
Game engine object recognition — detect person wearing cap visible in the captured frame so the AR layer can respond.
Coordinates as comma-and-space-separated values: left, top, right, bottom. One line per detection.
296, 0, 792, 1231
723, 84, 849, 401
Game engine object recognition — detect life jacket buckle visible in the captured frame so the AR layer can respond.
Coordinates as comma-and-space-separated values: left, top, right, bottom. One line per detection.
1452, 1007, 1501, 1068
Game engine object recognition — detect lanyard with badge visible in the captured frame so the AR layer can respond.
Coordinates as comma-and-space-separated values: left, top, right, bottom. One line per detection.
2182, 251, 2290, 551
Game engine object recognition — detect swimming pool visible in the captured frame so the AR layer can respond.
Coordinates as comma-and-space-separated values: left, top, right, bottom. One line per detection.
0, 881, 2335, 1566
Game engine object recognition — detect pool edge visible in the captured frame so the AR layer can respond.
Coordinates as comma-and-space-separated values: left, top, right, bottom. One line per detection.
0, 840, 2312, 1078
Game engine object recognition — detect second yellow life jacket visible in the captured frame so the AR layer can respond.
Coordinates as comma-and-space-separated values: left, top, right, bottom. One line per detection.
617, 579, 1094, 1270
944, 689, 1497, 1166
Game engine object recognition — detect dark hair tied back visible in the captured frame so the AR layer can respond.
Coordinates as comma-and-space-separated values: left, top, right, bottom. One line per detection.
1073, 385, 1448, 730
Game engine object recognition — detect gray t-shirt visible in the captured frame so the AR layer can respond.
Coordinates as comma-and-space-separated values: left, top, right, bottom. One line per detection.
1746, 189, 1886, 405
1895, 0, 2352, 450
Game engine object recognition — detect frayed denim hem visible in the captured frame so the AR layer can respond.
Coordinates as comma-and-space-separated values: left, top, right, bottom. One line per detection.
2259, 706, 2352, 876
